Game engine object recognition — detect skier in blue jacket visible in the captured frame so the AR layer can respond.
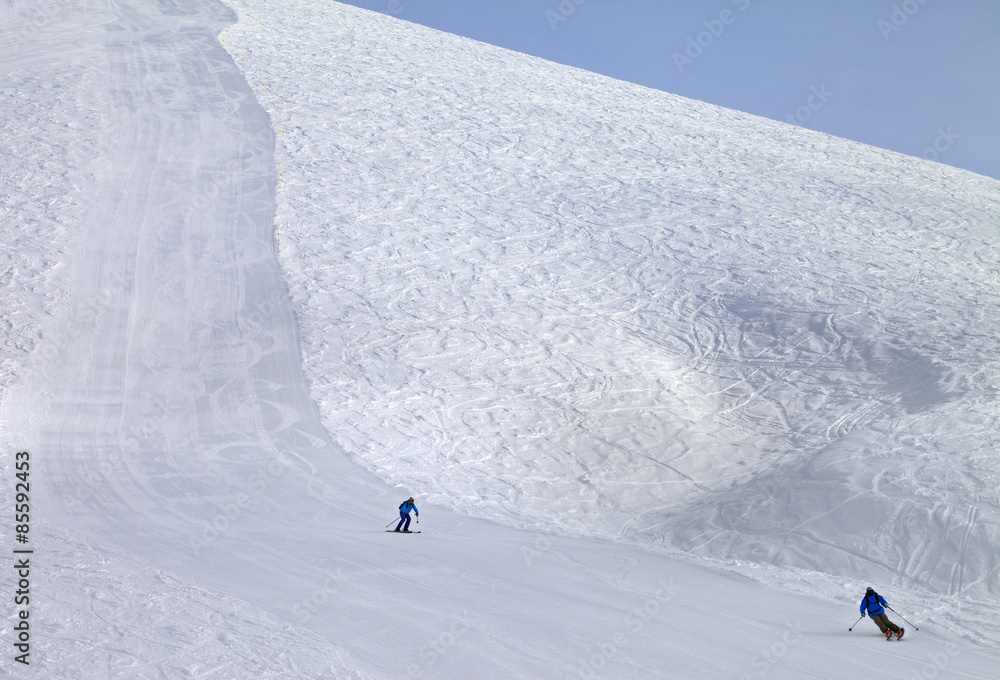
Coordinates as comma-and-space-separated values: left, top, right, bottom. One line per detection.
860, 587, 903, 639
395, 497, 418, 532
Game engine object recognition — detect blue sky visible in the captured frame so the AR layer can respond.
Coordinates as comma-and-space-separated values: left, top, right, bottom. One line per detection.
333, 0, 999, 180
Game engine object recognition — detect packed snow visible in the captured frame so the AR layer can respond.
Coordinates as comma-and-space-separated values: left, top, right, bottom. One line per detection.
1, 0, 998, 678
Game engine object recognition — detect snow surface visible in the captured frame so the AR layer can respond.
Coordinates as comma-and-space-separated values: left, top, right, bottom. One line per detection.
1, 0, 999, 678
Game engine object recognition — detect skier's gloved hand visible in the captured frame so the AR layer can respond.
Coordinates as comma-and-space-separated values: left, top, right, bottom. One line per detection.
861, 613, 866, 618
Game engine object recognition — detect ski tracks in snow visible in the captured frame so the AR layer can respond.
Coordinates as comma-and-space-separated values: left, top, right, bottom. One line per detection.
31, 529, 365, 679
2, 0, 380, 676
225, 0, 1000, 605
0, 0, 997, 675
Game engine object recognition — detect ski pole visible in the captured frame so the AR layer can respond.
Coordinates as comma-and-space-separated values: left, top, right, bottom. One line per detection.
386, 518, 399, 528
886, 606, 918, 631
848, 615, 864, 631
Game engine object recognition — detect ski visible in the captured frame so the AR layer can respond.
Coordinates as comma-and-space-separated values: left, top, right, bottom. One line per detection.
885, 627, 905, 640
386, 530, 421, 534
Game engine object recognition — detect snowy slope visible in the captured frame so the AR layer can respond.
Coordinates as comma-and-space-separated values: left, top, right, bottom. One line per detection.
222, 0, 1000, 600
0, 0, 998, 678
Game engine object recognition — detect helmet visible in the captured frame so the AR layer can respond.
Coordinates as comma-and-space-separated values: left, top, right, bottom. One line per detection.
408, 497, 414, 501
866, 587, 874, 593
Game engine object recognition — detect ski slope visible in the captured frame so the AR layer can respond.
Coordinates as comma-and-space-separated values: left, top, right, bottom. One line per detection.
1, 0, 998, 678
223, 0, 1000, 599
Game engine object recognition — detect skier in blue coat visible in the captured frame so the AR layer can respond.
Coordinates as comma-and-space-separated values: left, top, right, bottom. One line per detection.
860, 587, 903, 639
395, 497, 418, 532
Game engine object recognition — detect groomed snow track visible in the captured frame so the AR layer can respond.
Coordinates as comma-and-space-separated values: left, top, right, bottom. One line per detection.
1, 1, 998, 678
